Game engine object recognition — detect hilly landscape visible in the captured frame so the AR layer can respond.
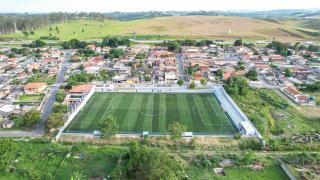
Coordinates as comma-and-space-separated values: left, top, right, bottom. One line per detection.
2, 15, 320, 42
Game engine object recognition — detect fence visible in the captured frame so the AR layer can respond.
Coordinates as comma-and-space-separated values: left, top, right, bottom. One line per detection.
53, 86, 95, 142
213, 85, 263, 140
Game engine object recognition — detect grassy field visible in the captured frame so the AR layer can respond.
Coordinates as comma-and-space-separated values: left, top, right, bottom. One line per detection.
66, 92, 236, 135
2, 16, 319, 42
190, 165, 289, 180
231, 88, 320, 137
17, 94, 44, 101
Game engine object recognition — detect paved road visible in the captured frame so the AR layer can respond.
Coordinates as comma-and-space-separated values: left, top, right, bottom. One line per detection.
176, 53, 185, 80
39, 51, 70, 129
0, 51, 70, 137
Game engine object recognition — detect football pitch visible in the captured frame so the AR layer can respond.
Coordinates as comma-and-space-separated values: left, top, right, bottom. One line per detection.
65, 92, 237, 135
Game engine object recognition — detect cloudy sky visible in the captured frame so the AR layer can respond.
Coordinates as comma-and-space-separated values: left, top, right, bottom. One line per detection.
1, 0, 320, 13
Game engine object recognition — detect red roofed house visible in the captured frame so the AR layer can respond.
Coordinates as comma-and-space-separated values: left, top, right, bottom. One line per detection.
282, 86, 314, 105
67, 85, 93, 104
69, 84, 93, 94
24, 83, 47, 94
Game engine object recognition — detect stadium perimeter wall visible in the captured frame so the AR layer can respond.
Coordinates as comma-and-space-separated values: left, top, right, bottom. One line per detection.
55, 85, 262, 141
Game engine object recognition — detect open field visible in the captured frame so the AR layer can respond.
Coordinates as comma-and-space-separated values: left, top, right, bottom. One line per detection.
17, 94, 44, 101
231, 88, 320, 137
2, 16, 319, 42
65, 92, 237, 135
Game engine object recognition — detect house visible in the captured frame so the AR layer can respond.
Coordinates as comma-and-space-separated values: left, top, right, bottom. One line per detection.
165, 72, 178, 84
281, 86, 315, 106
24, 83, 47, 94
69, 84, 93, 95
0, 120, 15, 129
27, 63, 41, 72
66, 84, 93, 107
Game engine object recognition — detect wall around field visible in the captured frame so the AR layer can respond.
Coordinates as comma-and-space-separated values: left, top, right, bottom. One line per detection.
54, 86, 95, 141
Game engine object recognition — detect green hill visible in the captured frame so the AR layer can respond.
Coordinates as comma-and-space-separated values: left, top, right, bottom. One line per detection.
2, 16, 319, 42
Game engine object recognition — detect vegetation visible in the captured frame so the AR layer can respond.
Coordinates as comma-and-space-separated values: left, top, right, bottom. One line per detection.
18, 94, 44, 101
224, 76, 249, 96
46, 113, 64, 130
299, 81, 320, 92
23, 39, 46, 48
98, 115, 120, 139
177, 79, 184, 86
168, 122, 187, 141
234, 39, 243, 46
27, 73, 56, 85
101, 37, 131, 47
66, 71, 96, 88
104, 48, 124, 60
13, 110, 41, 128
2, 17, 320, 41
61, 39, 87, 49
112, 142, 186, 179
167, 41, 181, 51
231, 88, 320, 136
189, 81, 196, 89
245, 68, 258, 81
284, 68, 293, 77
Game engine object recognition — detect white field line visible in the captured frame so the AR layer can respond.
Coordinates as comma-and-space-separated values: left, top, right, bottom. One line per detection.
207, 97, 223, 135
101, 97, 115, 118
150, 94, 154, 133
193, 97, 216, 126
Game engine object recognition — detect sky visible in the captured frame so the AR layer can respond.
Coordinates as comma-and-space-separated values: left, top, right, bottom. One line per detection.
1, 0, 320, 13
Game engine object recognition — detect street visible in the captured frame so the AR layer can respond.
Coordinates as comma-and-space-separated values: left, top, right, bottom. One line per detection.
176, 53, 185, 80
0, 51, 70, 137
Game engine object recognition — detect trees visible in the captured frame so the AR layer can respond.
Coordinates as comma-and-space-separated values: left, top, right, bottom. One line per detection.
284, 68, 293, 77
200, 78, 207, 86
67, 72, 95, 87
177, 79, 184, 86
55, 89, 66, 103
15, 110, 41, 128
61, 39, 87, 49
225, 76, 249, 96
168, 122, 187, 141
23, 31, 29, 38
236, 61, 245, 71
46, 113, 64, 130
245, 68, 258, 81
112, 142, 186, 180
99, 69, 109, 81
23, 40, 46, 48
234, 39, 243, 46
102, 37, 131, 47
98, 115, 119, 139
104, 48, 124, 60
215, 69, 224, 80
135, 52, 146, 60
167, 41, 181, 52
189, 81, 196, 89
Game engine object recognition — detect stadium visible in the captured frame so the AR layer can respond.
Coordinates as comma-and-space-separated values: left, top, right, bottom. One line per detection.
57, 85, 261, 139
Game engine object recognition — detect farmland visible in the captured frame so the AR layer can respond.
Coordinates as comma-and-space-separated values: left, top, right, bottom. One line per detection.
65, 92, 237, 135
2, 16, 320, 42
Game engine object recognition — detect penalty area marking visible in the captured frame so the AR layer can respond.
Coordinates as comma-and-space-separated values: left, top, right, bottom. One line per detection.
192, 97, 229, 127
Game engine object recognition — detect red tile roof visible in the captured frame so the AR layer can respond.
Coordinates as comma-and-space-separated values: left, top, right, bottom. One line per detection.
69, 85, 92, 93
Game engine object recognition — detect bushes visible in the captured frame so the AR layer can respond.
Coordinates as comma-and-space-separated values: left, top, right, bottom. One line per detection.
239, 138, 263, 151
224, 76, 249, 96
111, 142, 186, 179
14, 110, 41, 128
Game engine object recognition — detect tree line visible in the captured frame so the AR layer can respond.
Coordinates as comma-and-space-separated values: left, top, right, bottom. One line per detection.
0, 12, 108, 35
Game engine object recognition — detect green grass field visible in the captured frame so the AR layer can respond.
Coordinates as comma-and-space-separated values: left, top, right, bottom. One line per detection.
2, 16, 320, 42
66, 92, 237, 135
